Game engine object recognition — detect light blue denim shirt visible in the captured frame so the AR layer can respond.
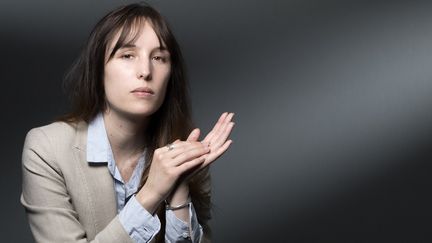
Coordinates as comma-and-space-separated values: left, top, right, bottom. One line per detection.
87, 113, 203, 242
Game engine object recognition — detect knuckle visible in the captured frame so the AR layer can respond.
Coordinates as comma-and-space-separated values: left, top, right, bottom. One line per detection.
176, 154, 185, 161
184, 150, 198, 159
161, 161, 171, 170
167, 168, 178, 178
179, 146, 187, 153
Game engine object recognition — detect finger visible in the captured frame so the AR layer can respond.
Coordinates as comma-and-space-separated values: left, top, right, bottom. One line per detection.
160, 140, 187, 153
181, 158, 209, 181
204, 139, 233, 164
203, 112, 228, 142
212, 113, 234, 141
164, 141, 206, 158
171, 145, 210, 166
208, 113, 231, 141
213, 139, 233, 159
203, 112, 231, 142
209, 121, 235, 149
175, 156, 206, 175
187, 139, 232, 179
187, 128, 200, 142
159, 141, 200, 157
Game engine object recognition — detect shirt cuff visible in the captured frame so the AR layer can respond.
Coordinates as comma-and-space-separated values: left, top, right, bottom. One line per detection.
119, 195, 161, 243
165, 202, 203, 243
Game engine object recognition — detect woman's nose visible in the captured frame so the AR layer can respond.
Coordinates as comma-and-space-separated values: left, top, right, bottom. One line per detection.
137, 58, 152, 81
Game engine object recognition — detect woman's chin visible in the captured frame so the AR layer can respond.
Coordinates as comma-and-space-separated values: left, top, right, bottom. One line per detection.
125, 109, 157, 119
105, 107, 157, 121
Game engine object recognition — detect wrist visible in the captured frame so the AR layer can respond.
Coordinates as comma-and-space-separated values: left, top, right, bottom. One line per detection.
136, 185, 164, 215
168, 181, 190, 205
165, 195, 191, 210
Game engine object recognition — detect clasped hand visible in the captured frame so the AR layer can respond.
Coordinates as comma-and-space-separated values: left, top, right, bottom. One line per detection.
137, 112, 234, 212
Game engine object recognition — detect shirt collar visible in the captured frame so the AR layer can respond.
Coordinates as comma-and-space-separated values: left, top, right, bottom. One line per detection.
87, 112, 110, 163
86, 112, 147, 185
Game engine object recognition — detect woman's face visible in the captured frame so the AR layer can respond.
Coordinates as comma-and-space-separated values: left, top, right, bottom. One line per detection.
103, 20, 171, 119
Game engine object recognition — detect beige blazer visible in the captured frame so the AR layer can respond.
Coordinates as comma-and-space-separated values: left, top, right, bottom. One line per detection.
21, 121, 210, 243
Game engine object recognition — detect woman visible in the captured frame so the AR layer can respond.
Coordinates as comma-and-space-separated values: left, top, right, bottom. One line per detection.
21, 3, 234, 243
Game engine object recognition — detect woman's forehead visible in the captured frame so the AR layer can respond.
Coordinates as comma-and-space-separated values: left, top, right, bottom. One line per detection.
106, 19, 166, 53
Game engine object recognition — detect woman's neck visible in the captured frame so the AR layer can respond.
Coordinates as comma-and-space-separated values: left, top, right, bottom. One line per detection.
103, 110, 148, 163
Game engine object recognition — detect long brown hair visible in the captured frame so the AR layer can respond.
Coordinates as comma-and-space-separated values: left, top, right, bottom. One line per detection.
58, 3, 211, 240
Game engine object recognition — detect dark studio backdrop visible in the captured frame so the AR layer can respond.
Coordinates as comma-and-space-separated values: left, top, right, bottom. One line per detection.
2, 0, 432, 242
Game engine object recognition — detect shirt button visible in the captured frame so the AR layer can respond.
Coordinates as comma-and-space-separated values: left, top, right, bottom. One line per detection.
182, 232, 189, 239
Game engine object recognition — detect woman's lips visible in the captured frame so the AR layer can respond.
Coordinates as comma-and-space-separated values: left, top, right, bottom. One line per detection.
131, 87, 154, 97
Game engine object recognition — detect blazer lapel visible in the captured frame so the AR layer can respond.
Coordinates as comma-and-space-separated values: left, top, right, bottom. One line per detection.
73, 121, 117, 232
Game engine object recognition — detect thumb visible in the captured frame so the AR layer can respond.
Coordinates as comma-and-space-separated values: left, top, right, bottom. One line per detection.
187, 128, 200, 141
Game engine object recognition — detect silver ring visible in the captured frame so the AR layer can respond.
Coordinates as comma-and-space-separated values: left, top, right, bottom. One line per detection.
166, 143, 174, 151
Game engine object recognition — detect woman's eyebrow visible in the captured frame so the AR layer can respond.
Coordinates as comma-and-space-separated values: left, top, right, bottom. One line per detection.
149, 47, 170, 56
118, 43, 136, 49
118, 44, 167, 51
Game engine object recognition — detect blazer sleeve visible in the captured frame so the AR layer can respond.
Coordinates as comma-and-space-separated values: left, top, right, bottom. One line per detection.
20, 127, 134, 243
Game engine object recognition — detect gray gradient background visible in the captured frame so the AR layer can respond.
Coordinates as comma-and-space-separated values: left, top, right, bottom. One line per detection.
2, 0, 432, 242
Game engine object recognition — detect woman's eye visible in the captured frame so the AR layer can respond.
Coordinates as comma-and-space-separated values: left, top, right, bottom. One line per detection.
152, 56, 167, 62
121, 54, 134, 59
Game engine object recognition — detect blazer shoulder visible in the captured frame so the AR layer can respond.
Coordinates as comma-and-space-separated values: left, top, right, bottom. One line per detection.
29, 120, 86, 136
23, 121, 88, 170
28, 121, 79, 136
24, 121, 87, 153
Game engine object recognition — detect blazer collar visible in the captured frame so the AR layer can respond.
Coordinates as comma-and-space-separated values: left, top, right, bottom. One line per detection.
73, 120, 88, 152
72, 120, 118, 230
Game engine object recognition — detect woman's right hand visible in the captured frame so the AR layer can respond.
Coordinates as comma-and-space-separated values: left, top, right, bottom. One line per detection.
135, 140, 210, 214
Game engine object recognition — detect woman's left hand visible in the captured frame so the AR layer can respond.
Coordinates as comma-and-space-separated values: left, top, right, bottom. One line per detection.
168, 112, 235, 206
181, 112, 235, 177
200, 112, 235, 165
